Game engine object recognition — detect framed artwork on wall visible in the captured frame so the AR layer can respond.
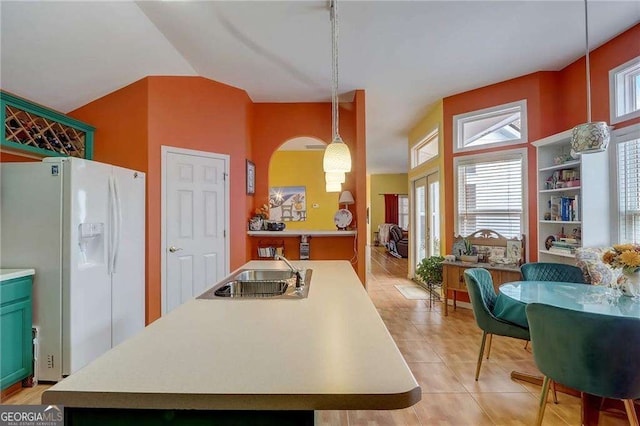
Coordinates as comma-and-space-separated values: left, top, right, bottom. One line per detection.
269, 186, 307, 222
246, 160, 255, 195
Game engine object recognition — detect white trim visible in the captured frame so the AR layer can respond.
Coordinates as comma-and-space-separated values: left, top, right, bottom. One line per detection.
160, 145, 231, 316
610, 123, 640, 244
453, 147, 529, 257
409, 168, 440, 278
410, 125, 440, 169
453, 100, 528, 154
610, 56, 640, 124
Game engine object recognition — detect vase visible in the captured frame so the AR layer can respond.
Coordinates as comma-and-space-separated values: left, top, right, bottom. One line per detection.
620, 270, 640, 298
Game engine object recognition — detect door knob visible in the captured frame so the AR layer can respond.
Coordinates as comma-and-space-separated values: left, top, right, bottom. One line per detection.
169, 246, 183, 253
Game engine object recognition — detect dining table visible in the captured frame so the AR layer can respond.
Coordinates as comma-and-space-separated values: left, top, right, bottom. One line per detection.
494, 280, 640, 425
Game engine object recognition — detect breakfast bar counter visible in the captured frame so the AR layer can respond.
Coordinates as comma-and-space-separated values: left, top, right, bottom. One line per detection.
42, 260, 420, 422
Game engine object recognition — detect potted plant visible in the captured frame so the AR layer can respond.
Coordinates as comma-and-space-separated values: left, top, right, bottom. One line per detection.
459, 238, 479, 263
416, 256, 445, 286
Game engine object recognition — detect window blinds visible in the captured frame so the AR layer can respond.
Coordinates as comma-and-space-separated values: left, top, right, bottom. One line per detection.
457, 155, 523, 238
618, 137, 640, 243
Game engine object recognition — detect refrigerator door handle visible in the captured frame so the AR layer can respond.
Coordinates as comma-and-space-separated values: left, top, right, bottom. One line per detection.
108, 176, 116, 274
112, 176, 122, 273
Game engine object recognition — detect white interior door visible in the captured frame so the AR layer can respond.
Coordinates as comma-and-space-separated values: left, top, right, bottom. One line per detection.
164, 148, 228, 314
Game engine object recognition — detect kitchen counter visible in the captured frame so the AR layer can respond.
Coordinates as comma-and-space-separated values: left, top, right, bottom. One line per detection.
42, 260, 420, 413
0, 268, 35, 281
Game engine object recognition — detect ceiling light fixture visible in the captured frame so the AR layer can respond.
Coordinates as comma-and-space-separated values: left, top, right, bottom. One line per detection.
326, 181, 342, 193
323, 0, 352, 174
570, 0, 610, 155
325, 172, 345, 184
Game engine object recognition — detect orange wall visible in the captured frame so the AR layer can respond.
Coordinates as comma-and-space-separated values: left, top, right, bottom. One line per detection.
251, 93, 367, 283
0, 152, 38, 162
441, 24, 639, 303
146, 76, 252, 321
559, 23, 640, 130
69, 76, 252, 324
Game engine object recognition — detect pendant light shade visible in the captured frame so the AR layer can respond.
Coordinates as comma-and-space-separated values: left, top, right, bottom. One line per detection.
570, 0, 610, 155
325, 171, 346, 184
326, 181, 342, 193
323, 0, 352, 174
323, 139, 352, 173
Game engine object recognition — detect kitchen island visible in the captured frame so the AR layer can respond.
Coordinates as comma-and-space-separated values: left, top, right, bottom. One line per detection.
42, 260, 420, 424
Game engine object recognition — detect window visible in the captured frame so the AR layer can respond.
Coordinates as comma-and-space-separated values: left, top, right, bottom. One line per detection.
455, 150, 525, 239
610, 56, 640, 124
411, 128, 439, 168
614, 125, 640, 243
453, 100, 527, 153
398, 195, 409, 230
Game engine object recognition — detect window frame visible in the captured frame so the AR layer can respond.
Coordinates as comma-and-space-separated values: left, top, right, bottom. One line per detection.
610, 123, 640, 244
453, 100, 528, 154
411, 127, 439, 169
609, 56, 640, 124
398, 194, 409, 230
453, 148, 528, 240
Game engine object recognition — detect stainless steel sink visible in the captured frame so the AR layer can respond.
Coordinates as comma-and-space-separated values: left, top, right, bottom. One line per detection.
197, 269, 312, 300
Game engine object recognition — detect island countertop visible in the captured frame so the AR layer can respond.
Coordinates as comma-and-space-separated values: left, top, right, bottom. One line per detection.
42, 260, 420, 410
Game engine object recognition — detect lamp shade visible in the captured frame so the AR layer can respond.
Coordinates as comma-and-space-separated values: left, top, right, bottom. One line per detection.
325, 172, 345, 184
323, 137, 352, 173
326, 181, 341, 193
338, 190, 355, 205
570, 122, 610, 155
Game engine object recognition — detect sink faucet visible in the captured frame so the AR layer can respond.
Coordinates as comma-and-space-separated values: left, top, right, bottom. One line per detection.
274, 254, 303, 288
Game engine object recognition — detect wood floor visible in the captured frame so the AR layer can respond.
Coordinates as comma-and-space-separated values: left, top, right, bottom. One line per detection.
1, 247, 630, 425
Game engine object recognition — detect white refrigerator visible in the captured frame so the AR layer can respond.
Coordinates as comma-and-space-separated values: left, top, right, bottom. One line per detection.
1, 157, 145, 382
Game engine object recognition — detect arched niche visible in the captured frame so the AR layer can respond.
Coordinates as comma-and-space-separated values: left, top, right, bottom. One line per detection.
268, 137, 339, 230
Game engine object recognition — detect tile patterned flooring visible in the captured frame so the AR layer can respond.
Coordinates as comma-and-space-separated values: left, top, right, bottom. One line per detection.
2, 248, 631, 425
315, 247, 629, 425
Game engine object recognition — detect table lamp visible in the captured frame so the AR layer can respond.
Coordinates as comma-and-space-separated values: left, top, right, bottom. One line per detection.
335, 190, 355, 230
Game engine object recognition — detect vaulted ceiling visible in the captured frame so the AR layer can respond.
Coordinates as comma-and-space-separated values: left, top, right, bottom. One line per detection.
2, 1, 639, 173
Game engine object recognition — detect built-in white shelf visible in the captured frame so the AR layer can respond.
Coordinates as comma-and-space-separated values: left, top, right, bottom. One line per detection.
539, 160, 581, 172
540, 220, 581, 225
539, 186, 581, 193
538, 249, 576, 259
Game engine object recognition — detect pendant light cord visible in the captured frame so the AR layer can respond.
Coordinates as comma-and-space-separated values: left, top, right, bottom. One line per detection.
331, 0, 341, 141
584, 0, 592, 123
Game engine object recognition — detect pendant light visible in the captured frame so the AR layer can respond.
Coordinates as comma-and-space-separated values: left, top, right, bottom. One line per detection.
570, 0, 610, 155
326, 181, 342, 193
323, 0, 352, 174
325, 171, 345, 184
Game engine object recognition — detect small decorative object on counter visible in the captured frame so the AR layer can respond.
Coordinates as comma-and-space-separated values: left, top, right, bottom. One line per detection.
248, 217, 263, 231
459, 238, 478, 263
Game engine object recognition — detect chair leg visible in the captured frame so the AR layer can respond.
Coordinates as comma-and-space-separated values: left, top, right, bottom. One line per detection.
536, 376, 551, 426
486, 333, 493, 359
623, 399, 639, 426
550, 380, 558, 404
475, 331, 488, 381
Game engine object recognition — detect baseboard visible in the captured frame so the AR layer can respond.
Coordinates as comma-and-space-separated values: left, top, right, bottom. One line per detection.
447, 299, 472, 310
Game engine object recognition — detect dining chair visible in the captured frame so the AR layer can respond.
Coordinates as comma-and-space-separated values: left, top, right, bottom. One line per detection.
463, 268, 530, 381
526, 303, 640, 426
520, 262, 586, 284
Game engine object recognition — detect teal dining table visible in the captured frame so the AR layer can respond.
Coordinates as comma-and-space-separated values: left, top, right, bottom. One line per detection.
495, 280, 640, 426
494, 280, 640, 328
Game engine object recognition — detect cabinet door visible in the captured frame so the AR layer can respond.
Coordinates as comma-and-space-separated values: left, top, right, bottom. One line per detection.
451, 266, 467, 291
0, 299, 33, 389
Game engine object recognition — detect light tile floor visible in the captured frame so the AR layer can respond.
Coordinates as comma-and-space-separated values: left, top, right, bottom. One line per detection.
315, 247, 629, 425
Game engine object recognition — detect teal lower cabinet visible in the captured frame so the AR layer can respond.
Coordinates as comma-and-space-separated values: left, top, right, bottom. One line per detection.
0, 274, 33, 390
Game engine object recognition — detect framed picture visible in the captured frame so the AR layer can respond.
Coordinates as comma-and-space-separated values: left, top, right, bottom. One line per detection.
246, 160, 255, 195
269, 186, 306, 222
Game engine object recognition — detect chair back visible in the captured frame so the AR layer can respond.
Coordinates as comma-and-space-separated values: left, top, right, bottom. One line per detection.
464, 268, 498, 331
521, 262, 585, 284
526, 303, 640, 400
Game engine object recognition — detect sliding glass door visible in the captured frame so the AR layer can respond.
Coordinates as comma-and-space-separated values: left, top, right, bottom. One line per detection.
413, 172, 440, 268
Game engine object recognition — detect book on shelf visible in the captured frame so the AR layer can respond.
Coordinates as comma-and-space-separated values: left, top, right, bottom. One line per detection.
548, 195, 579, 221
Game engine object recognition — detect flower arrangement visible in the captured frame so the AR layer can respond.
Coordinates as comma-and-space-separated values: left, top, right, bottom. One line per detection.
602, 244, 640, 274
254, 204, 269, 220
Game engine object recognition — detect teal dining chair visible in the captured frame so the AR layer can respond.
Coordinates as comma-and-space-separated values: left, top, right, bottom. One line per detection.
526, 303, 640, 426
520, 262, 586, 284
463, 268, 530, 381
